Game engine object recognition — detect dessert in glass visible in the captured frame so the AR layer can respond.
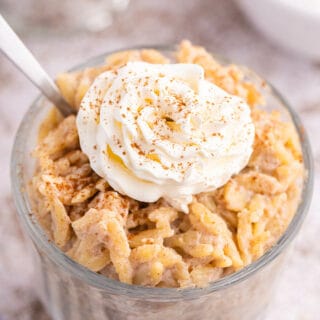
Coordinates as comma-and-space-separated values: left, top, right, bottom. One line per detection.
11, 41, 313, 320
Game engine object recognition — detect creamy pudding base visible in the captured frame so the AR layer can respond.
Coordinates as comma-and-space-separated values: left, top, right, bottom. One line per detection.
30, 41, 303, 288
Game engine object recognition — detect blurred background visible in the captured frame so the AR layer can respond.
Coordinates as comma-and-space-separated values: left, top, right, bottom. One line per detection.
0, 0, 319, 319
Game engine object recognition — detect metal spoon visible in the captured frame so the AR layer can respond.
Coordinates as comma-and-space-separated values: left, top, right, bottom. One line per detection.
0, 14, 73, 116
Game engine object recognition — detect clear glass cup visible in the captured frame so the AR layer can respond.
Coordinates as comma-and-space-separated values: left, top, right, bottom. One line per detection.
11, 47, 314, 320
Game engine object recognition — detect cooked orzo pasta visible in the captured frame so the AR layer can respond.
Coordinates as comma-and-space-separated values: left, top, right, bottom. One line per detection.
30, 40, 303, 288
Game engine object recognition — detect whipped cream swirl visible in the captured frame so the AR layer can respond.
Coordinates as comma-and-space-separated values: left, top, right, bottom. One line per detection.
77, 62, 255, 212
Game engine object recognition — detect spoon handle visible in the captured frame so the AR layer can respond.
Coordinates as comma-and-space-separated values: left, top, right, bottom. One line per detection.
0, 14, 72, 116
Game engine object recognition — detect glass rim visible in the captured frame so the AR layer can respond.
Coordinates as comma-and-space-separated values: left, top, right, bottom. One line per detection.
11, 45, 314, 301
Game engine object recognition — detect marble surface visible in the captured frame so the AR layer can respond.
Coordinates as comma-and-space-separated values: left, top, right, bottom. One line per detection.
0, 0, 319, 319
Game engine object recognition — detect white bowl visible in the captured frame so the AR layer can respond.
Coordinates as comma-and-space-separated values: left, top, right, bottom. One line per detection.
235, 0, 320, 60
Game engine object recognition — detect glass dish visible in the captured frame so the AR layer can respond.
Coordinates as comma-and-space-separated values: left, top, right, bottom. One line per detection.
11, 46, 314, 320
